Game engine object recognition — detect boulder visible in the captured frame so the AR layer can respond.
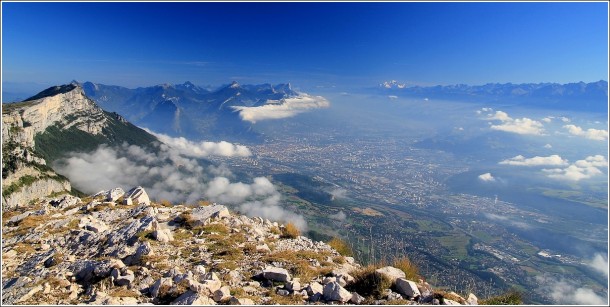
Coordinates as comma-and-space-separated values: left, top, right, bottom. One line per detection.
213, 286, 231, 302
150, 277, 173, 298
171, 290, 216, 305
285, 278, 301, 292
123, 186, 150, 206
153, 228, 174, 242
106, 188, 125, 202
189, 205, 230, 227
111, 268, 135, 287
444, 299, 462, 305
467, 293, 478, 305
306, 282, 324, 296
395, 278, 421, 299
350, 292, 365, 304
322, 281, 352, 302
78, 216, 108, 233
262, 266, 291, 282
375, 266, 405, 283
229, 297, 254, 305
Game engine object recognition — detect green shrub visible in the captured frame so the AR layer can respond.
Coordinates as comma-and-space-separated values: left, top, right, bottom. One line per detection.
480, 290, 523, 305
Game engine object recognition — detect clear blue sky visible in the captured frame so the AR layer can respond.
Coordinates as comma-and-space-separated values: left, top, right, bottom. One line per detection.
2, 1, 608, 90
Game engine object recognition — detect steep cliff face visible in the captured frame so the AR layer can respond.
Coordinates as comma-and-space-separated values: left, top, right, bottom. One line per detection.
1, 83, 157, 210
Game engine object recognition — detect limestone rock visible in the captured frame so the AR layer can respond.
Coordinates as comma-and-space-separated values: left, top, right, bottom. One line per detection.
350, 292, 365, 304
322, 281, 352, 302
150, 277, 174, 298
396, 278, 421, 299
262, 266, 291, 282
189, 205, 230, 227
375, 266, 406, 283
467, 293, 478, 305
229, 297, 254, 305
106, 187, 125, 202
213, 286, 231, 302
172, 290, 216, 305
123, 186, 150, 206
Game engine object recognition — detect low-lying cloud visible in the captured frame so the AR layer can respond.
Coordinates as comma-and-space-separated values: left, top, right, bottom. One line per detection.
478, 173, 495, 182
499, 154, 568, 167
233, 93, 330, 123
484, 213, 531, 229
148, 130, 252, 157
329, 211, 347, 221
54, 143, 307, 230
563, 124, 609, 141
484, 110, 545, 135
536, 275, 607, 305
588, 253, 609, 277
543, 155, 608, 181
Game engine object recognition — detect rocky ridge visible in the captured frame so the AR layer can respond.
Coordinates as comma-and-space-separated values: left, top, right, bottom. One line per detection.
1, 187, 479, 305
2, 83, 157, 210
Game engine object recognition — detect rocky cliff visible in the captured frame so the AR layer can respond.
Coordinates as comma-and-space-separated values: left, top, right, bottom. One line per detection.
1, 187, 480, 305
1, 83, 157, 210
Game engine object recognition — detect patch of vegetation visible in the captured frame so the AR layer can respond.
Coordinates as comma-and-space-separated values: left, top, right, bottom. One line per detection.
136, 230, 155, 242
281, 222, 300, 239
2, 175, 38, 197
328, 237, 353, 256
109, 287, 141, 298
392, 256, 419, 281
480, 290, 523, 305
347, 265, 392, 298
266, 288, 306, 305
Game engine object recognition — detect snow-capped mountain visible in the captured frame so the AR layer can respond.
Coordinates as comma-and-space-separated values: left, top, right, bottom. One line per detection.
378, 80, 608, 112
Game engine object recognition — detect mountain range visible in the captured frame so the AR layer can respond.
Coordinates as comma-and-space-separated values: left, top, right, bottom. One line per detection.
378, 80, 608, 112
78, 81, 324, 142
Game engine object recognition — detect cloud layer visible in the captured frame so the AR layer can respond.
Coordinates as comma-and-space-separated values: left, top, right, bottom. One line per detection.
588, 253, 609, 277
232, 93, 330, 123
483, 110, 545, 135
543, 155, 608, 181
499, 154, 568, 166
148, 130, 252, 157
564, 124, 609, 141
536, 276, 607, 305
54, 143, 307, 230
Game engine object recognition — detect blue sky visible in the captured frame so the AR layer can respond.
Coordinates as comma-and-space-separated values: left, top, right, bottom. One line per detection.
2, 1, 608, 91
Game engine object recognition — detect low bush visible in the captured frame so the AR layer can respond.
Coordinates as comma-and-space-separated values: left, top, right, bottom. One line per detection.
347, 265, 392, 298
328, 237, 353, 256
281, 222, 300, 239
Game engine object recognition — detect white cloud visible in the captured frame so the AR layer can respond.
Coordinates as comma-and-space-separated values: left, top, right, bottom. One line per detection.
329, 211, 347, 221
485, 213, 531, 229
536, 276, 607, 305
543, 155, 608, 181
147, 129, 252, 158
560, 116, 570, 123
232, 93, 329, 123
563, 124, 609, 141
330, 188, 348, 199
478, 173, 495, 182
486, 111, 545, 135
388, 95, 398, 100
588, 253, 609, 277
499, 154, 568, 167
54, 143, 307, 230
542, 117, 553, 123
544, 144, 553, 149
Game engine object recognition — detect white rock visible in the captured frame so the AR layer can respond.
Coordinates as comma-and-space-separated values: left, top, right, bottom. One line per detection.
213, 286, 231, 302
153, 228, 174, 242
229, 297, 254, 305
306, 282, 324, 296
395, 278, 421, 299
171, 290, 216, 305
106, 187, 125, 202
150, 277, 173, 298
350, 292, 365, 304
123, 186, 150, 206
375, 266, 406, 283
444, 299, 462, 305
467, 293, 478, 305
322, 281, 352, 302
262, 266, 291, 282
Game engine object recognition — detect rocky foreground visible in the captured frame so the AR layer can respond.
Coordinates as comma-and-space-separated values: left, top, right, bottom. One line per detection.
1, 186, 479, 305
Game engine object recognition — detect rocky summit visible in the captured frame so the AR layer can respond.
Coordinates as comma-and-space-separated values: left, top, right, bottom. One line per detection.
1, 187, 479, 305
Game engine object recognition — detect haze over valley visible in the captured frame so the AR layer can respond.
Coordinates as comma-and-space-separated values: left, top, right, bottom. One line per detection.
2, 1, 608, 305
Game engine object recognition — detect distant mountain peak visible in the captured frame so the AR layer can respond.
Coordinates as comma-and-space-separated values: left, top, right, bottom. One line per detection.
380, 80, 407, 89
229, 81, 240, 89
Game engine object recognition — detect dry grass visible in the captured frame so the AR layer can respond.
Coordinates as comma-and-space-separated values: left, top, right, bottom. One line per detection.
347, 265, 392, 298
328, 237, 353, 257
281, 222, 300, 239
109, 287, 141, 298
13, 242, 37, 254
392, 256, 419, 281
195, 223, 228, 235
266, 288, 306, 305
